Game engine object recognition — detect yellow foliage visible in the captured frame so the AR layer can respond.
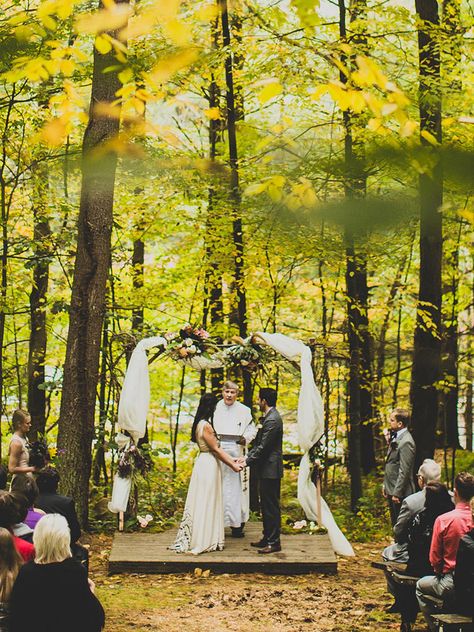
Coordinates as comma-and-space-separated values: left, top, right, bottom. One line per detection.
95, 35, 113, 54
163, 18, 192, 46
204, 108, 221, 120
41, 117, 68, 146
353, 55, 388, 89
146, 49, 198, 86
257, 80, 283, 104
76, 3, 132, 35
118, 67, 134, 84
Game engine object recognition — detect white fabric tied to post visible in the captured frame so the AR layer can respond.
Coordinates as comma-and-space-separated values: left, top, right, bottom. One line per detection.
117, 336, 167, 443
255, 332, 354, 557
109, 336, 167, 515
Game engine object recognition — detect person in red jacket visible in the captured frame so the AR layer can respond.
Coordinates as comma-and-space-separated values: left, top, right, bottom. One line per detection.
416, 472, 474, 631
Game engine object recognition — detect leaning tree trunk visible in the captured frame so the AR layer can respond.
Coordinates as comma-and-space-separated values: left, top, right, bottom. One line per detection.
57, 1, 128, 526
28, 165, 51, 441
410, 0, 443, 468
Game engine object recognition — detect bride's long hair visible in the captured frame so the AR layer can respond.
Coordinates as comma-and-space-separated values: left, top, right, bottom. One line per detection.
191, 393, 218, 443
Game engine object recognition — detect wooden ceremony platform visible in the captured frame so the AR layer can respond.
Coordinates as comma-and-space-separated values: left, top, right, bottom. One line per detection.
108, 521, 337, 575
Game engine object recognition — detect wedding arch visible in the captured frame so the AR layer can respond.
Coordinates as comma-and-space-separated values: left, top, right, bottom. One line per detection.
108, 328, 354, 556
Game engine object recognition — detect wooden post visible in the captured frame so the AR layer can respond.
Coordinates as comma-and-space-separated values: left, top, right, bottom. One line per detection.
119, 511, 124, 532
315, 465, 322, 526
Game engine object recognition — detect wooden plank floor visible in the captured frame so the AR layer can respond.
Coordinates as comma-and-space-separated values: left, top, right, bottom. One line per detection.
108, 521, 337, 575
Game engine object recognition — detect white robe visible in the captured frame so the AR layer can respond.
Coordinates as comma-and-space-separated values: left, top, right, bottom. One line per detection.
213, 399, 256, 528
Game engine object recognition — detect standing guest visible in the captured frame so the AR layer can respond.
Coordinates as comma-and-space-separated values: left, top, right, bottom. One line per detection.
0, 491, 34, 562
383, 408, 416, 525
10, 476, 45, 530
213, 381, 256, 538
8, 410, 35, 482
171, 393, 243, 554
9, 514, 105, 632
453, 496, 474, 619
416, 471, 474, 631
0, 527, 22, 632
35, 467, 88, 569
241, 387, 283, 554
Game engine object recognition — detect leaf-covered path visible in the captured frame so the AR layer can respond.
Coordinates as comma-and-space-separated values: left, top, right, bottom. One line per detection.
88, 535, 428, 631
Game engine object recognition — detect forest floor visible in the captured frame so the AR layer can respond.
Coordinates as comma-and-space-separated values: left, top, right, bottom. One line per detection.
86, 534, 430, 632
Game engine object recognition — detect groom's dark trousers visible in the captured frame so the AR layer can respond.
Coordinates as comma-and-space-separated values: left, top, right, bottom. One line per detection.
246, 407, 283, 546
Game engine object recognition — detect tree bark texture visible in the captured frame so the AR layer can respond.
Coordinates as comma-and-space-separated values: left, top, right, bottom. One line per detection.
57, 1, 128, 526
27, 177, 50, 440
410, 0, 443, 467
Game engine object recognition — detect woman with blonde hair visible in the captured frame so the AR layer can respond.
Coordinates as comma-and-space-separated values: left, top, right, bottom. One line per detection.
0, 527, 22, 631
9, 514, 104, 632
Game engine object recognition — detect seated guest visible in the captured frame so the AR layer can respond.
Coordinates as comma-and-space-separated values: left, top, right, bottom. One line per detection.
388, 483, 453, 631
9, 492, 34, 543
0, 491, 34, 562
384, 458, 442, 564
416, 471, 474, 632
36, 467, 88, 569
9, 514, 105, 632
454, 496, 474, 619
0, 527, 23, 632
10, 476, 45, 530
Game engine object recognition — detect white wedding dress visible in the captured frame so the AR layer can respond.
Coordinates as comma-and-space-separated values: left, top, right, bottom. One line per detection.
171, 420, 224, 554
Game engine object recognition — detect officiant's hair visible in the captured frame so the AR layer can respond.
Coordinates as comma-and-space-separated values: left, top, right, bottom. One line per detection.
259, 388, 277, 407
191, 393, 218, 442
222, 380, 239, 393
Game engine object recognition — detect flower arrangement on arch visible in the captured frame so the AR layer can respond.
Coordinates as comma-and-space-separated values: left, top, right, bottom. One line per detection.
165, 324, 217, 361
223, 335, 273, 373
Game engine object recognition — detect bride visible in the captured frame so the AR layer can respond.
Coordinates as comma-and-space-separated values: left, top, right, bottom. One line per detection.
171, 393, 242, 554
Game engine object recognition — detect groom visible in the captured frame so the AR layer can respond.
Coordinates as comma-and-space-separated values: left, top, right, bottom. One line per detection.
240, 387, 283, 554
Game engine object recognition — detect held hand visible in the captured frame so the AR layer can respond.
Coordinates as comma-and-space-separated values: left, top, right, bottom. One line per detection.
391, 496, 401, 504
231, 460, 243, 472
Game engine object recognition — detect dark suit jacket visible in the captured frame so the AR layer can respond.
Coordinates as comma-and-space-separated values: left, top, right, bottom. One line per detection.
383, 429, 416, 499
246, 407, 283, 479
36, 492, 81, 543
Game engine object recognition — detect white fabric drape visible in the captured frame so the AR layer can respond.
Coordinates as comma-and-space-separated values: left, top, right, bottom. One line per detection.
255, 332, 354, 556
118, 336, 167, 443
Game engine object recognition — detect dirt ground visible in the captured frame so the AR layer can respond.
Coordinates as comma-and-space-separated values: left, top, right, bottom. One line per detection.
84, 534, 430, 632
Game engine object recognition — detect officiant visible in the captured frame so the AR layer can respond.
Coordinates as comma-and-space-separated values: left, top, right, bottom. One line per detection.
213, 381, 257, 537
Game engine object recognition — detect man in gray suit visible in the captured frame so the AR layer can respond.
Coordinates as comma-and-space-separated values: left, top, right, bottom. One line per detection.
383, 408, 416, 526
240, 387, 283, 554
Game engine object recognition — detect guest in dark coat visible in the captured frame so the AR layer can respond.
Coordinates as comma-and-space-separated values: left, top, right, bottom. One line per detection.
392, 482, 454, 630
35, 467, 88, 569
9, 514, 104, 632
454, 497, 474, 619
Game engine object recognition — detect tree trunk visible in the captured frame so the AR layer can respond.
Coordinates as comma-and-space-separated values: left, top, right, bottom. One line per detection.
57, 0, 128, 526
27, 167, 50, 441
410, 0, 443, 468
202, 10, 224, 394
132, 222, 144, 334
219, 0, 251, 408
